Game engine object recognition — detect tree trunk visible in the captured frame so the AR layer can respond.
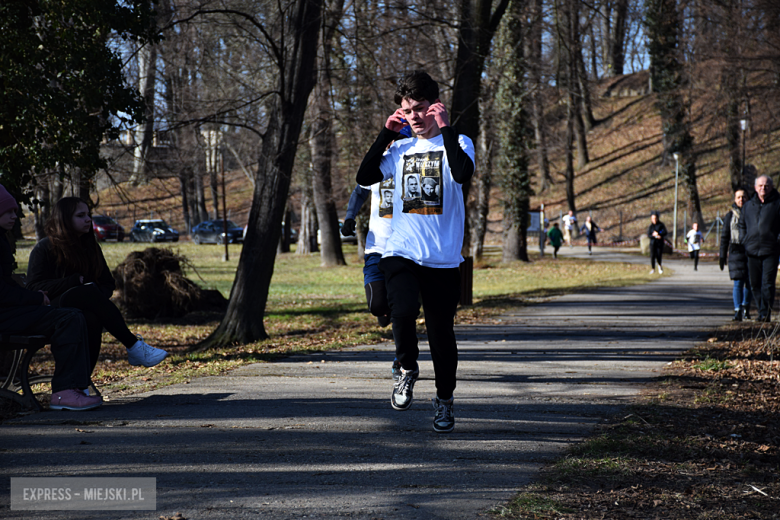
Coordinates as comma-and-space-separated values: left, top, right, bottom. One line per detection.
611, 0, 629, 76
297, 186, 318, 255
451, 0, 511, 254
179, 171, 191, 234
496, 0, 531, 263
202, 0, 323, 347
210, 169, 220, 219
470, 129, 493, 261
565, 102, 576, 213
131, 42, 157, 185
310, 0, 346, 267
529, 0, 552, 192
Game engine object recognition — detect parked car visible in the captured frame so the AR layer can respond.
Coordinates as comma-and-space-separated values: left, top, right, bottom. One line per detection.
129, 219, 179, 243
317, 220, 357, 245
243, 223, 298, 242
92, 215, 125, 242
192, 219, 244, 245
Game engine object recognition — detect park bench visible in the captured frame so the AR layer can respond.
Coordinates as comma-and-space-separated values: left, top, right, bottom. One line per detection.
0, 334, 50, 411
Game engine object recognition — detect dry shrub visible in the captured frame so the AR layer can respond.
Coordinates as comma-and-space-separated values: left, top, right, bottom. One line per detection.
112, 248, 226, 319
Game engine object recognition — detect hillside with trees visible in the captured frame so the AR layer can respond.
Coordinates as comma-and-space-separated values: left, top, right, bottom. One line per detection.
5, 0, 780, 345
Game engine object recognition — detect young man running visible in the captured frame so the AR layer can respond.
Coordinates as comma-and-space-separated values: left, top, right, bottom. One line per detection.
356, 70, 475, 433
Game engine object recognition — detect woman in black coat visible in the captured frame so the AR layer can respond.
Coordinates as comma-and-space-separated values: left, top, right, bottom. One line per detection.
647, 212, 667, 274
720, 190, 753, 320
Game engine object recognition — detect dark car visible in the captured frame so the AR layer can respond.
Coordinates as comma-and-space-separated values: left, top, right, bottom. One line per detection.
92, 215, 125, 242
129, 219, 179, 243
192, 219, 244, 245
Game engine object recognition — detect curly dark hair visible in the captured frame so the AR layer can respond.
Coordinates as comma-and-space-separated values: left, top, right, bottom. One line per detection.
44, 197, 103, 281
394, 70, 439, 105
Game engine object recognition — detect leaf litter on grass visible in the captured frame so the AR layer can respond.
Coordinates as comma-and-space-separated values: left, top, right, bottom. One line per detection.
492, 320, 780, 519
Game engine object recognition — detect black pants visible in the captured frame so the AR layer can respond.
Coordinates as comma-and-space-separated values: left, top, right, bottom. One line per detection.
650, 241, 664, 269
13, 307, 91, 392
747, 254, 779, 319
689, 250, 700, 269
379, 256, 460, 400
56, 285, 137, 372
364, 281, 390, 317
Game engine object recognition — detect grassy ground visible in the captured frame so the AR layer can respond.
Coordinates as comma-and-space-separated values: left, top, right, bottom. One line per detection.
6, 240, 655, 407
491, 320, 780, 520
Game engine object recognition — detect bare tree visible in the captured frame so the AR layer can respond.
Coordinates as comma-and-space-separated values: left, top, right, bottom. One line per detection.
310, 0, 347, 267
203, 0, 324, 346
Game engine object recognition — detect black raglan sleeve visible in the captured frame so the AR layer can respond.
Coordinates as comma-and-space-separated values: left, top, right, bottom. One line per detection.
356, 128, 400, 186
441, 127, 474, 184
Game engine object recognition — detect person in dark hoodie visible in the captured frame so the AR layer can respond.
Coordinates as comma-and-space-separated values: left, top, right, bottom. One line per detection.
0, 184, 101, 411
647, 211, 668, 274
738, 175, 780, 322
720, 189, 753, 321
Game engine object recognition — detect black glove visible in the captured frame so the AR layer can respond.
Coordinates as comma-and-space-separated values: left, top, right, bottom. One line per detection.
341, 218, 356, 237
719, 257, 726, 270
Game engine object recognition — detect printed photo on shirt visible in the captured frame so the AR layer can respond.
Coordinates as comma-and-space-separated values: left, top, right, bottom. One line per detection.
402, 151, 443, 215
379, 178, 394, 218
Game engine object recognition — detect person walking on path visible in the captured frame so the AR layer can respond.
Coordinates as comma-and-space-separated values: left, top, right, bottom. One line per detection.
720, 189, 753, 321
356, 70, 475, 433
0, 185, 101, 411
686, 222, 704, 271
579, 216, 601, 255
738, 174, 780, 322
26, 197, 168, 380
342, 125, 412, 381
562, 210, 577, 248
648, 211, 668, 274
547, 222, 564, 259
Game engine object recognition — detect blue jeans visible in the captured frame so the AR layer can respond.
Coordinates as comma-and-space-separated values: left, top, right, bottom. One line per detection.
732, 279, 753, 311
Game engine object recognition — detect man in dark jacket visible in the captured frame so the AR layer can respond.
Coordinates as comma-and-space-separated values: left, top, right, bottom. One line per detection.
737, 175, 780, 322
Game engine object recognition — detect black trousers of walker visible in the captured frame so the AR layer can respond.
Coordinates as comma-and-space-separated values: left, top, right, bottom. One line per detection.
379, 256, 460, 400
650, 241, 664, 269
747, 253, 779, 319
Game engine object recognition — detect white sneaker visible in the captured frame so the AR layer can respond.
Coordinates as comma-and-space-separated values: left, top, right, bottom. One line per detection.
658, 265, 664, 274
649, 268, 655, 274
127, 336, 168, 367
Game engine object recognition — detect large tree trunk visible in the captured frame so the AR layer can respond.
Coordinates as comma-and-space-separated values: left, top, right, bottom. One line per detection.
202, 0, 323, 347
451, 0, 511, 254
310, 0, 346, 267
496, 0, 531, 263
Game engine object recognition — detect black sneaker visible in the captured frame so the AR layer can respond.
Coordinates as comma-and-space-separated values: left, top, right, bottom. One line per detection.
391, 368, 419, 411
432, 396, 454, 433
391, 358, 402, 383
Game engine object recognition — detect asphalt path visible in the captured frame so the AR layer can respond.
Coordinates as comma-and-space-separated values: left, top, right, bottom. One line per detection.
0, 247, 733, 519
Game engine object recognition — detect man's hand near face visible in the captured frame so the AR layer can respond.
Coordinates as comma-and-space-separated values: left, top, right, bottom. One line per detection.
426, 102, 450, 128
385, 108, 409, 133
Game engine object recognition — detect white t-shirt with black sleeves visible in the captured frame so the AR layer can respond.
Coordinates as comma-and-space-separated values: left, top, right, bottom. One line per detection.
379, 133, 475, 268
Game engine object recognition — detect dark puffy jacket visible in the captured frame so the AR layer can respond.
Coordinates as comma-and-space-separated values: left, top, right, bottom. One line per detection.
720, 206, 748, 280
738, 190, 780, 257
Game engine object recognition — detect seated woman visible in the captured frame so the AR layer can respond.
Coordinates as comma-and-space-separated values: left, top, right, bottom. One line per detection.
0, 185, 101, 410
26, 197, 167, 375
